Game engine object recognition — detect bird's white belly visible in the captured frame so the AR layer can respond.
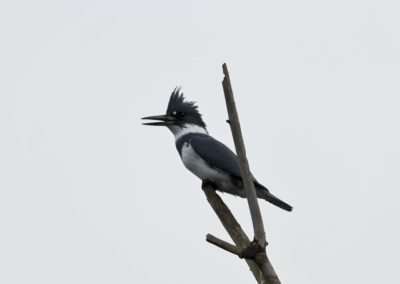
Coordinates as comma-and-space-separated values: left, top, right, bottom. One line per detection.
181, 143, 228, 183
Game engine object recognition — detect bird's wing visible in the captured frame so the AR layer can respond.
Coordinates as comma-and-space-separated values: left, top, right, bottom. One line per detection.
189, 135, 243, 179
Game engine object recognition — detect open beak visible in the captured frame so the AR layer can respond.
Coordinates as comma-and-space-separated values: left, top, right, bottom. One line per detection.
141, 114, 176, 126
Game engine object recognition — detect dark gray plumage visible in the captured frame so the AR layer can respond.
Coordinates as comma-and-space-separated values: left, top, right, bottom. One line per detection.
142, 88, 292, 212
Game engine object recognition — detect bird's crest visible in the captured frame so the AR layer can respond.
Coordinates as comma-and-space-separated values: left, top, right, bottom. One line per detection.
166, 87, 206, 128
166, 87, 198, 114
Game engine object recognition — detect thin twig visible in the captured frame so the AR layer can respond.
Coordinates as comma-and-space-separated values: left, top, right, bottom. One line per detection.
206, 234, 242, 257
221, 63, 281, 284
202, 64, 282, 284
221, 63, 266, 246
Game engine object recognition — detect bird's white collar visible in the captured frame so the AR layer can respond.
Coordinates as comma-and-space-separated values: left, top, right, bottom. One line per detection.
169, 124, 208, 141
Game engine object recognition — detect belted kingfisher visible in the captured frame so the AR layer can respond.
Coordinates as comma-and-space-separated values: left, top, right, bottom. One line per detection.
142, 88, 292, 212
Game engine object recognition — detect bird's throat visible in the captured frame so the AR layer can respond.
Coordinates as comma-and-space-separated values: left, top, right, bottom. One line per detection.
170, 124, 208, 141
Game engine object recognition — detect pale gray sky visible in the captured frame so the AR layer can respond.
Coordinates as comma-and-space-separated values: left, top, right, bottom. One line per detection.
1, 1, 400, 283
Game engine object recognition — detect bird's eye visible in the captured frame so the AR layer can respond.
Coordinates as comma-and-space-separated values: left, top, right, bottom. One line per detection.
172, 111, 184, 117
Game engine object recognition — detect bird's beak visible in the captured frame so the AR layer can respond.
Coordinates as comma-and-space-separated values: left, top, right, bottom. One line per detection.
141, 114, 176, 126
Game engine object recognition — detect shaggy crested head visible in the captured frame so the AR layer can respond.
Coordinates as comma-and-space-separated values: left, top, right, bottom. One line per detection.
165, 87, 206, 129
141, 87, 208, 139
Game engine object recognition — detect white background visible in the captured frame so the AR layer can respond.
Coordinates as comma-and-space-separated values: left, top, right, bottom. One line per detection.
1, 1, 399, 283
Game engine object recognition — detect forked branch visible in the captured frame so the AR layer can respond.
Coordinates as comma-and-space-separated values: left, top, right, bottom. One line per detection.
202, 64, 281, 284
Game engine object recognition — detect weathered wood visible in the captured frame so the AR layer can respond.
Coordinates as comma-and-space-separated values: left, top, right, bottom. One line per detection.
221, 63, 266, 246
215, 63, 281, 284
206, 234, 242, 257
202, 185, 266, 283
202, 64, 283, 284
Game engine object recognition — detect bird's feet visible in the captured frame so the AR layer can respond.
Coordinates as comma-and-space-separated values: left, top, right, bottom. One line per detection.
202, 179, 217, 190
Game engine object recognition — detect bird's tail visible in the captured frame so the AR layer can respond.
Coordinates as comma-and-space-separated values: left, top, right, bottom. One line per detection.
256, 183, 293, 212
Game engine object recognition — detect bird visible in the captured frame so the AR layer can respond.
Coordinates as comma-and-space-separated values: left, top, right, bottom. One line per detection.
142, 88, 292, 212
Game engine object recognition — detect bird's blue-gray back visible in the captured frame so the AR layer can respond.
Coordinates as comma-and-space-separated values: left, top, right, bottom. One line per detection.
178, 133, 243, 180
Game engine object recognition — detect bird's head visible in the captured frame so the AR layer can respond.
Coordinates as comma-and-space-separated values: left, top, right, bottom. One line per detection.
142, 88, 207, 137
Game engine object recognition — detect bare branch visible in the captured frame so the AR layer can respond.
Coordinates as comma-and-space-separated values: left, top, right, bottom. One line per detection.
254, 253, 281, 284
206, 234, 242, 257
202, 184, 249, 245
221, 63, 266, 246
202, 184, 266, 284
220, 63, 282, 284
202, 64, 283, 284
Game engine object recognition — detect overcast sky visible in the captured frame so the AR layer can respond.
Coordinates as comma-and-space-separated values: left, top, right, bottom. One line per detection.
1, 1, 400, 283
